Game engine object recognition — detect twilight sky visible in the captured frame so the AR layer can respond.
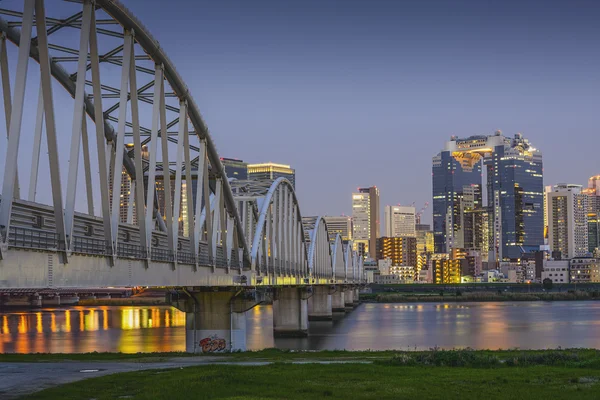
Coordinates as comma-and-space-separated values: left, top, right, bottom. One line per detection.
3, 0, 600, 227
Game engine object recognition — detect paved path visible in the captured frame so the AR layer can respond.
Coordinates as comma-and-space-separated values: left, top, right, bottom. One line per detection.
0, 358, 371, 399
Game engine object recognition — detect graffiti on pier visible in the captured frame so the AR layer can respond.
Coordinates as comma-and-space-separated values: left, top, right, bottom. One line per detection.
199, 335, 227, 352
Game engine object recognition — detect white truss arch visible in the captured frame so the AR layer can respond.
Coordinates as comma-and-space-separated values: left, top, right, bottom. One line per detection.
0, 0, 249, 269
231, 178, 308, 277
303, 216, 334, 280
330, 233, 346, 281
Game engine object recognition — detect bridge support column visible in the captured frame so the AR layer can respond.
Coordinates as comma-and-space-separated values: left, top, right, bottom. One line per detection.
273, 287, 309, 337
353, 288, 360, 306
42, 295, 61, 306
308, 285, 333, 321
331, 288, 345, 313
31, 294, 42, 308
170, 289, 259, 353
344, 288, 354, 311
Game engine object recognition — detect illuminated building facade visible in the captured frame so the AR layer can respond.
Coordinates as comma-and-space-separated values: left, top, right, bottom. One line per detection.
247, 162, 295, 188
109, 144, 149, 225
431, 253, 461, 284
384, 205, 416, 237
583, 175, 600, 254
352, 187, 380, 256
547, 184, 589, 259
432, 138, 482, 253
416, 224, 434, 278
376, 236, 417, 268
323, 216, 353, 241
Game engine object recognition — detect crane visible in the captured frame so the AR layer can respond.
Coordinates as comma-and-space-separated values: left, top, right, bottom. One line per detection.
416, 202, 429, 225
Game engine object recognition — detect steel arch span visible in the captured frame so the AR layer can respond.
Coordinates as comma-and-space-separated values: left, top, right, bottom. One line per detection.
0, 1, 364, 288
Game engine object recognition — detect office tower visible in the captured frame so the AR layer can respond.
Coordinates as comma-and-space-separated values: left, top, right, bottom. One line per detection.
484, 132, 544, 260
433, 131, 544, 260
384, 205, 416, 237
220, 157, 248, 180
588, 213, 600, 253
432, 137, 482, 253
352, 187, 380, 256
323, 216, 353, 241
547, 184, 589, 259
247, 162, 295, 188
376, 236, 417, 267
583, 175, 600, 253
543, 185, 552, 240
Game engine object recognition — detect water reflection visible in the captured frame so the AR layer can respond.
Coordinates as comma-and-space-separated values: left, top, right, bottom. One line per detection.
2, 302, 600, 353
0, 306, 186, 354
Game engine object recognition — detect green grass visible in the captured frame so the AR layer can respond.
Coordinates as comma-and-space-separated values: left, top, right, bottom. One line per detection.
24, 362, 600, 400
5, 348, 600, 363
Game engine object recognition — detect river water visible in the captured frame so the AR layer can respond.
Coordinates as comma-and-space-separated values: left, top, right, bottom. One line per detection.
1, 301, 599, 353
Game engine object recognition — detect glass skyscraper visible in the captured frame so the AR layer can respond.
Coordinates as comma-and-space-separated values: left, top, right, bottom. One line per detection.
485, 133, 544, 259
432, 143, 481, 253
432, 132, 544, 261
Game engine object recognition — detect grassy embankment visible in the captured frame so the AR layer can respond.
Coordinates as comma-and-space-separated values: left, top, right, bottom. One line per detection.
362, 290, 600, 303
21, 349, 600, 400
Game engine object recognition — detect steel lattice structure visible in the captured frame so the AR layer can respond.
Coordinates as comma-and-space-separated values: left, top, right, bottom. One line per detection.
0, 0, 363, 288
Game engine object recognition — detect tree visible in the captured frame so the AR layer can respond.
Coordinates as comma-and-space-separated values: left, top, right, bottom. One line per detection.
543, 278, 553, 291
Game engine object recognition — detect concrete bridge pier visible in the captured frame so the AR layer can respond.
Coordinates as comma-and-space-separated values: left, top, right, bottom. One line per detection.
170, 289, 259, 353
42, 295, 61, 306
331, 288, 345, 313
273, 287, 309, 337
344, 287, 354, 311
308, 285, 333, 321
353, 287, 360, 306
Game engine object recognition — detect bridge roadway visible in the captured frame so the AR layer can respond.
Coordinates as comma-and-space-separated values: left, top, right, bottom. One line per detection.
0, 1, 364, 351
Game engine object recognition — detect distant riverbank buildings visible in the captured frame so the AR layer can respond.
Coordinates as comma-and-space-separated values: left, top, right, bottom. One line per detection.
432, 131, 544, 271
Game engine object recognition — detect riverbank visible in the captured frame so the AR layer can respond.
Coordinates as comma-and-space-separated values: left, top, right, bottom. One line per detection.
9, 349, 600, 400
366, 290, 600, 303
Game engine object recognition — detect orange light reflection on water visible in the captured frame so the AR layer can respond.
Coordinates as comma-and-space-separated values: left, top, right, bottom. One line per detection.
64, 310, 71, 333
36, 313, 43, 333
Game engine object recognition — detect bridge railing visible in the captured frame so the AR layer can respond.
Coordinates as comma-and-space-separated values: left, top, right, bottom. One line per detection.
72, 236, 112, 256
7, 226, 62, 251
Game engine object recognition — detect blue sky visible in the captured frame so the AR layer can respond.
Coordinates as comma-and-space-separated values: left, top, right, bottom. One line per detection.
3, 0, 599, 227
122, 0, 599, 224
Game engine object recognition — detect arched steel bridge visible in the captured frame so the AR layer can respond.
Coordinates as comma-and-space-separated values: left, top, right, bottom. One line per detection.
0, 0, 364, 289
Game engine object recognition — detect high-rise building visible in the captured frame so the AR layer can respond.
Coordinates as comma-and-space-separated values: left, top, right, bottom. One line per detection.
247, 162, 295, 188
543, 185, 552, 240
376, 236, 417, 268
547, 183, 589, 259
485, 132, 544, 260
589, 213, 600, 254
384, 205, 416, 237
583, 175, 600, 254
432, 137, 482, 253
220, 157, 248, 180
323, 216, 353, 241
109, 144, 149, 225
352, 187, 380, 256
433, 132, 544, 261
